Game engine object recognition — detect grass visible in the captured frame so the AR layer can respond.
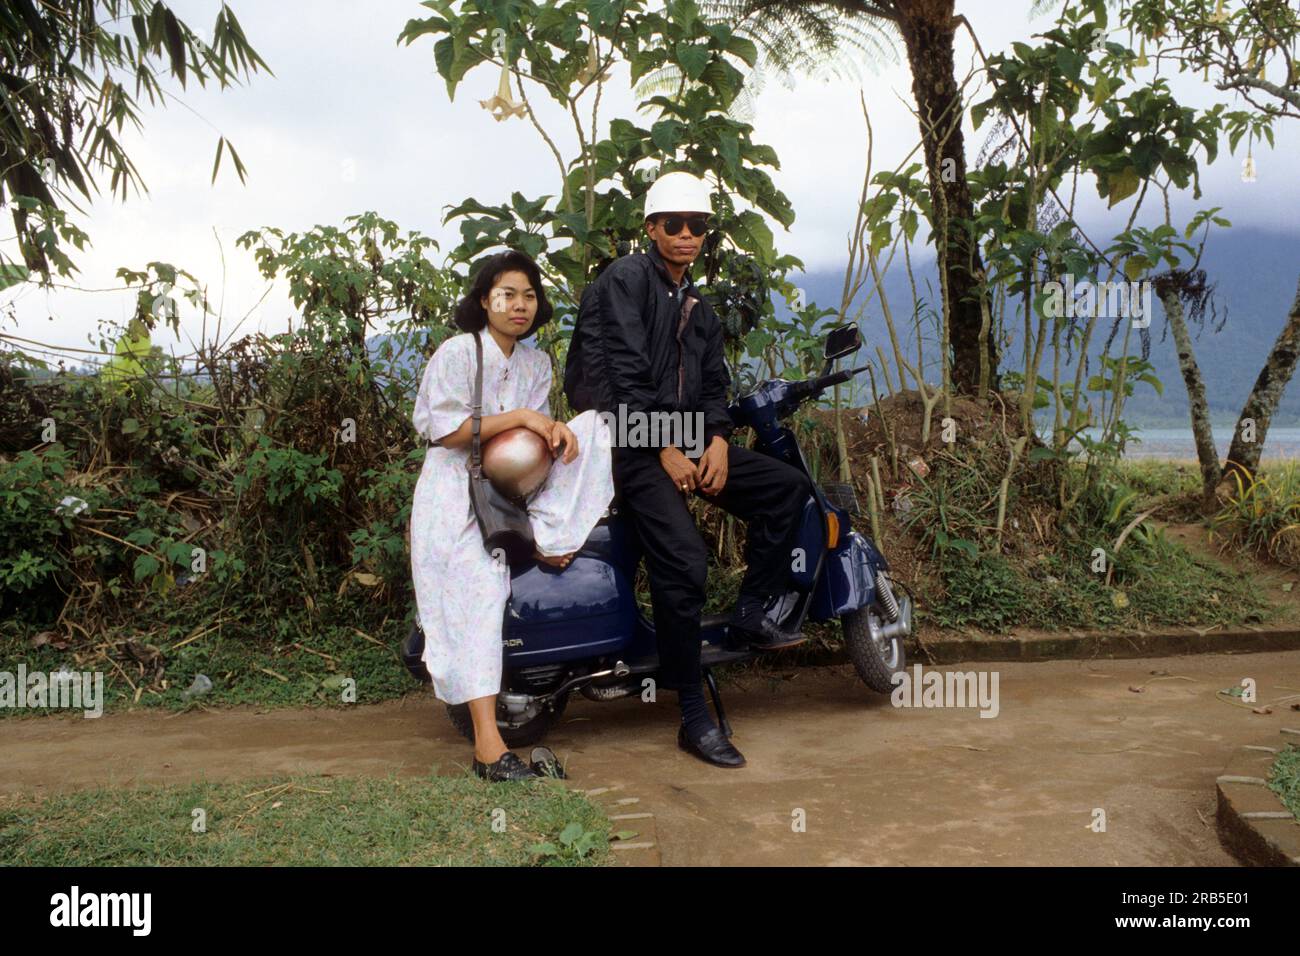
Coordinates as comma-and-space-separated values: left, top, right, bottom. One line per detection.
1210, 462, 1300, 571
0, 773, 616, 866
1112, 458, 1203, 498
1268, 744, 1300, 823
903, 451, 1277, 633
925, 537, 1272, 633
0, 579, 417, 719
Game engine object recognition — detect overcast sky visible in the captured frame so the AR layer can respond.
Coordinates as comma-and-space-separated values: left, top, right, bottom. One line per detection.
5, 0, 1296, 368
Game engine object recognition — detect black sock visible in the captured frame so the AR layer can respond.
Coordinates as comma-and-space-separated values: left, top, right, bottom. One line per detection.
678, 682, 717, 739
731, 591, 768, 628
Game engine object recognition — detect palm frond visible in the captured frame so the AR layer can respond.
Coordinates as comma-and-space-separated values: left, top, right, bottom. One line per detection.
701, 0, 899, 86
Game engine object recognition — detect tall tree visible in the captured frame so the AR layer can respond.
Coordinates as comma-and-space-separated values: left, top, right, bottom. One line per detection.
0, 0, 269, 283
704, 0, 999, 394
1122, 0, 1300, 482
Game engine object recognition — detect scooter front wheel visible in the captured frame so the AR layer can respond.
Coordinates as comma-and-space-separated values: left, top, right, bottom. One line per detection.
445, 692, 569, 749
842, 604, 906, 693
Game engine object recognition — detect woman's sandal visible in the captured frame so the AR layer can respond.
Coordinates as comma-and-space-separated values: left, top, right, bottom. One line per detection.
529, 746, 566, 779
472, 751, 541, 782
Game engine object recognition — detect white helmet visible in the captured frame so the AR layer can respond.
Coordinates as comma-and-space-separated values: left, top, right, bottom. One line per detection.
643, 171, 713, 219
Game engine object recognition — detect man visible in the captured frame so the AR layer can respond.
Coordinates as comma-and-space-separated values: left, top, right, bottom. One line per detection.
564, 171, 812, 768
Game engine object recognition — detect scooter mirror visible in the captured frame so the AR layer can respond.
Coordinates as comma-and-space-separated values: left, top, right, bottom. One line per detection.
823, 325, 862, 361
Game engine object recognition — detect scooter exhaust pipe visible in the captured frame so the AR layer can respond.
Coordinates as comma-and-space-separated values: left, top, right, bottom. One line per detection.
517, 660, 633, 709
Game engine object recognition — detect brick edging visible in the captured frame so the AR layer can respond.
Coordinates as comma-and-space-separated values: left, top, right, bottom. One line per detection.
570, 783, 661, 867
1215, 728, 1300, 867
920, 627, 1300, 664
786, 626, 1300, 668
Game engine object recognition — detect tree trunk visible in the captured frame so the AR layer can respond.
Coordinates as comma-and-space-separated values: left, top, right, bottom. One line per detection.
894, 0, 997, 395
1224, 273, 1300, 483
1157, 285, 1220, 511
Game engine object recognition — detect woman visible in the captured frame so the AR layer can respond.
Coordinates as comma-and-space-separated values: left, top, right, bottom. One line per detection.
410, 250, 613, 782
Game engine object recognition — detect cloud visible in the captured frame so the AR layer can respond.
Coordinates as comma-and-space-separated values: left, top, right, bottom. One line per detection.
6, 0, 1296, 363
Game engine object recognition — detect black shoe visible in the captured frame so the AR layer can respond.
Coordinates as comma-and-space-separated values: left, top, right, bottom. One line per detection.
729, 592, 805, 650
729, 615, 806, 651
677, 724, 747, 768
472, 751, 541, 782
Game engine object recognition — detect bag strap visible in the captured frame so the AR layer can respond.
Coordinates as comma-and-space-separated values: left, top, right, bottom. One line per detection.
469, 331, 485, 472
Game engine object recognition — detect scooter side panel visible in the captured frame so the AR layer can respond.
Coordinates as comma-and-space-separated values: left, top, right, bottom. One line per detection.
789, 496, 822, 588
502, 520, 638, 666
810, 529, 878, 619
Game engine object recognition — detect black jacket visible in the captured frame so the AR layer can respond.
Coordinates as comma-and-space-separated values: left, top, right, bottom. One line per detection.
564, 243, 733, 452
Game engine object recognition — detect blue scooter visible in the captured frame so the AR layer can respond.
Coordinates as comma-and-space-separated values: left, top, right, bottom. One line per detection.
402, 325, 913, 746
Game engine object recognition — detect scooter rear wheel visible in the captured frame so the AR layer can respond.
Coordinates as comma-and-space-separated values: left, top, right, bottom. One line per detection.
843, 604, 906, 694
446, 692, 569, 749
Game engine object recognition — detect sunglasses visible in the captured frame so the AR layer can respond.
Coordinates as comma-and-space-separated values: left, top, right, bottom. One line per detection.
657, 214, 709, 238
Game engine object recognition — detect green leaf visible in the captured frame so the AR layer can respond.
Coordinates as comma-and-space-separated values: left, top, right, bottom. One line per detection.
650, 119, 686, 153
0, 262, 29, 290
716, 128, 742, 180
607, 118, 645, 153
724, 35, 758, 67
162, 8, 187, 87
1054, 48, 1084, 81
133, 553, 160, 582
210, 137, 225, 185
558, 822, 584, 846
1092, 72, 1110, 107
675, 42, 710, 80
1107, 166, 1140, 208
1136, 372, 1163, 395
509, 192, 551, 221
1106, 489, 1139, 524
732, 210, 775, 267
629, 48, 664, 83
224, 139, 248, 184
1122, 256, 1148, 281
950, 538, 978, 559
433, 35, 455, 84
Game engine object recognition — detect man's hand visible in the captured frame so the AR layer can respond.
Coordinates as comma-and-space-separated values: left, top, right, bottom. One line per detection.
659, 445, 699, 494
696, 435, 729, 495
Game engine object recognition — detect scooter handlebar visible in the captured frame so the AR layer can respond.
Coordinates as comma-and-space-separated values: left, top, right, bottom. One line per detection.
733, 364, 872, 423
793, 365, 866, 401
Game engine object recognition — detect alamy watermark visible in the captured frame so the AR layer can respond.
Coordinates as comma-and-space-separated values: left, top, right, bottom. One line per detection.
1, 664, 104, 718
1042, 275, 1154, 328
891, 664, 1000, 718
595, 405, 706, 457
49, 886, 150, 935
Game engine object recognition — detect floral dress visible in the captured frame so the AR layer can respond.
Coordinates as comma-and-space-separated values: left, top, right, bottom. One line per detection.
409, 331, 614, 705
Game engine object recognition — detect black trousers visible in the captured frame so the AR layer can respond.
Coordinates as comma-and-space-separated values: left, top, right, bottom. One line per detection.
613, 443, 812, 692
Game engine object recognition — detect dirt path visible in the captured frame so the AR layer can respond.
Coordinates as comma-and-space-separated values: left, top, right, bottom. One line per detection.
4, 651, 1298, 865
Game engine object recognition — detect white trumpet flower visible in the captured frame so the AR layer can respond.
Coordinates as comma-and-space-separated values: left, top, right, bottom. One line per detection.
479, 63, 526, 121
